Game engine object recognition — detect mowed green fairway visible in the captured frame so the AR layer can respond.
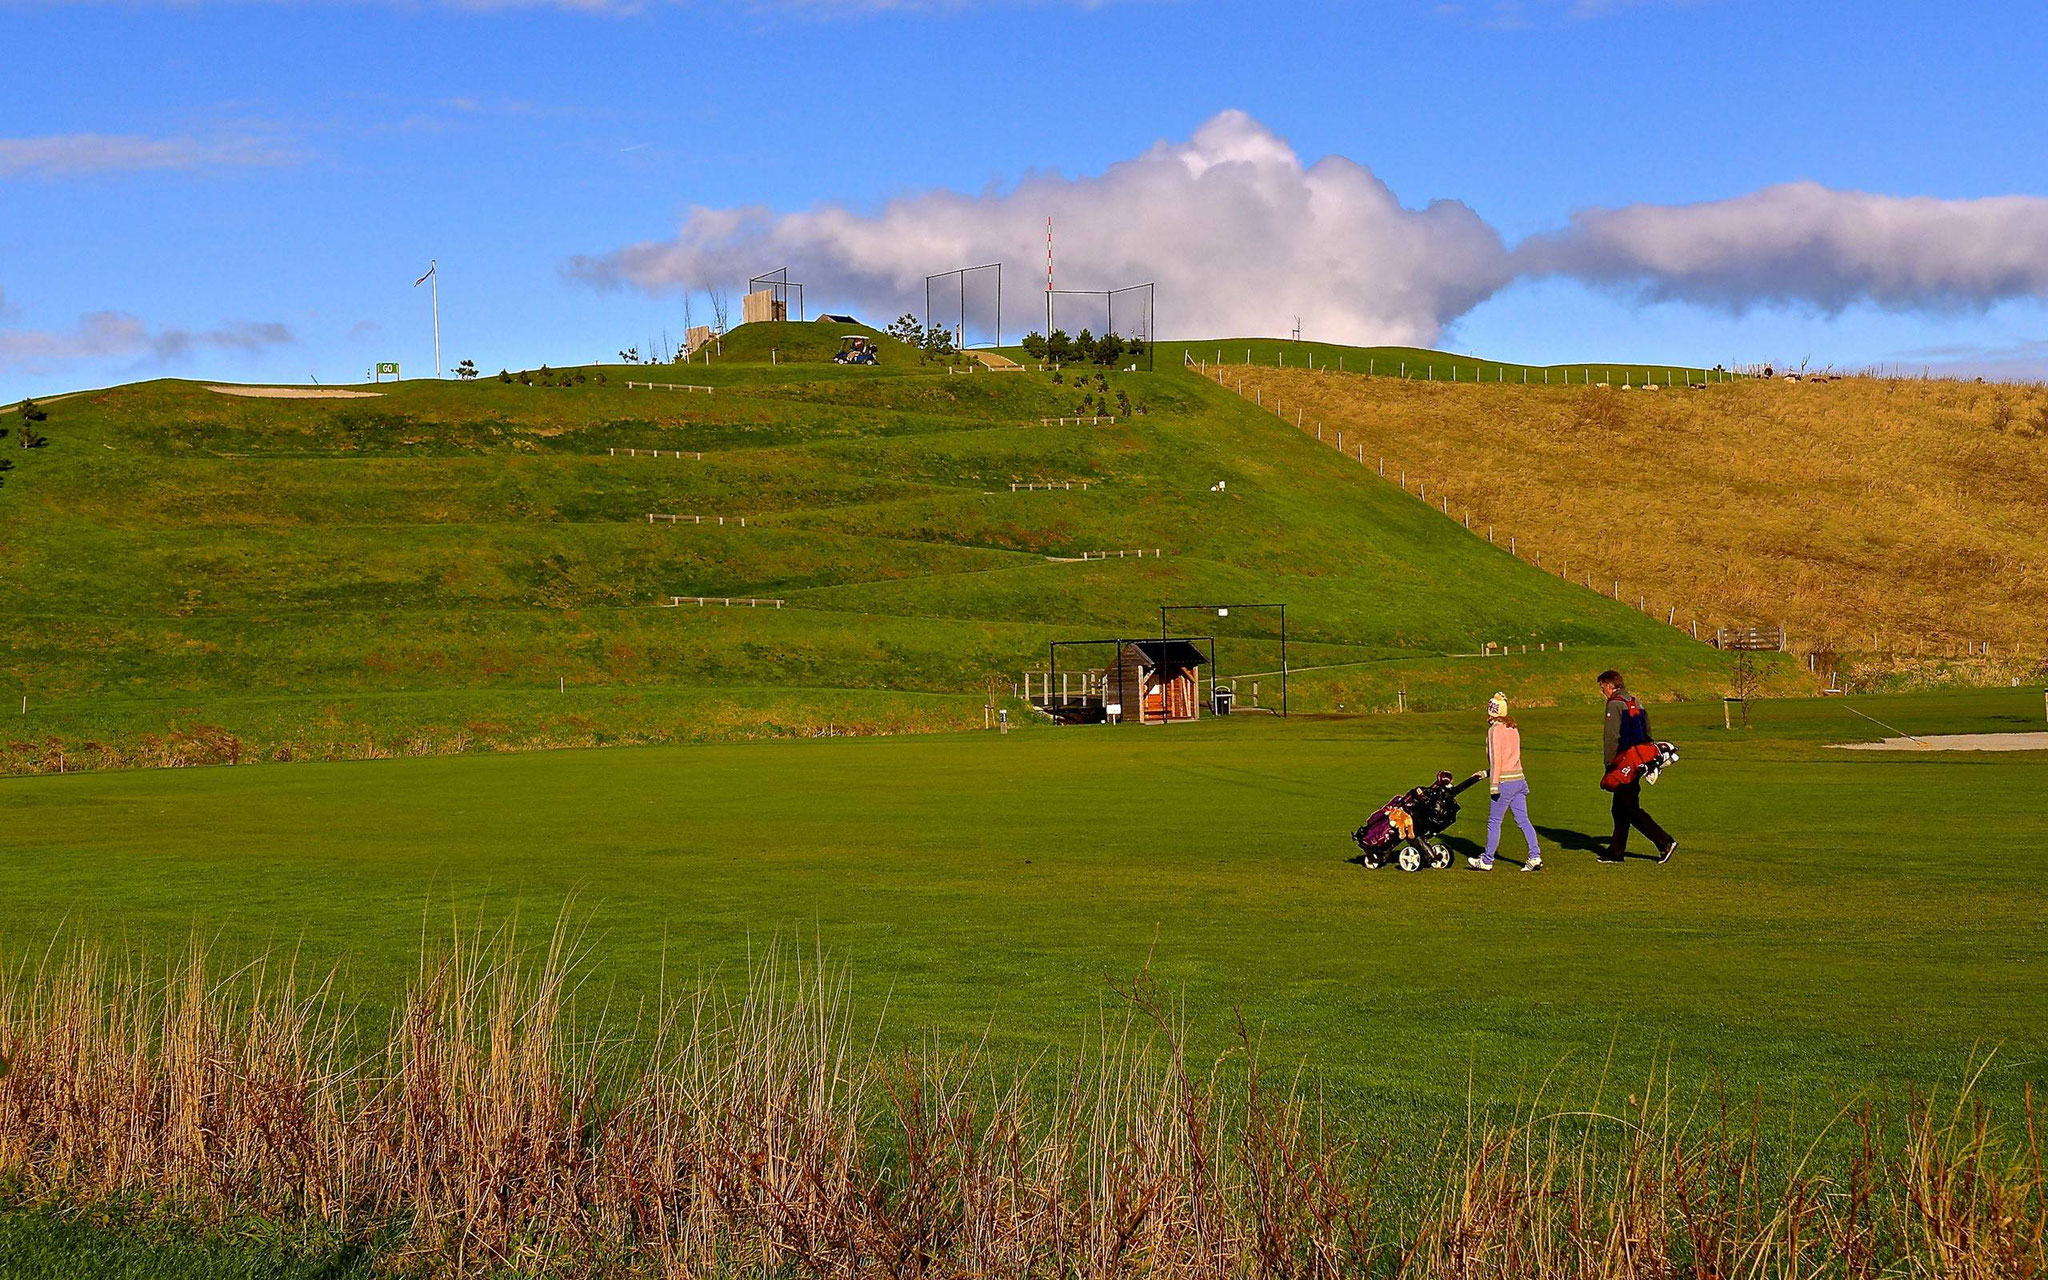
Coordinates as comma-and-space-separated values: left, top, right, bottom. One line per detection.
4, 686, 2042, 1145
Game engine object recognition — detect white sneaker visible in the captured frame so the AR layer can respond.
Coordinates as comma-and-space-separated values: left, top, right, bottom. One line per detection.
1467, 857, 1493, 871
1521, 857, 1543, 873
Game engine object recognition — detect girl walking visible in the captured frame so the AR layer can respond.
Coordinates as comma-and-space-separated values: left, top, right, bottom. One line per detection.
1472, 692, 1543, 872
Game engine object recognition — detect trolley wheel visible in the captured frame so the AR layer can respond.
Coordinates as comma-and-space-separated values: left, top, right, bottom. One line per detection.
1396, 845, 1424, 873
1426, 840, 1454, 870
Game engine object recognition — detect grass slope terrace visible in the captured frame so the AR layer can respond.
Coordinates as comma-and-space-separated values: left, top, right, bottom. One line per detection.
0, 328, 1748, 773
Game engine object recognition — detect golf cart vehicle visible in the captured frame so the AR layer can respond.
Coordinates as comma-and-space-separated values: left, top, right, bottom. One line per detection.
832, 335, 879, 365
1351, 770, 1485, 871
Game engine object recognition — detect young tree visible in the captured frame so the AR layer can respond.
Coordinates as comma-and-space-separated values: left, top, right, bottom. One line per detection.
16, 398, 48, 449
618, 347, 640, 364
707, 288, 731, 352
1092, 331, 1126, 366
1046, 329, 1074, 365
1019, 331, 1049, 362
455, 359, 478, 380
887, 314, 925, 348
1728, 652, 1760, 727
920, 324, 956, 362
498, 369, 512, 383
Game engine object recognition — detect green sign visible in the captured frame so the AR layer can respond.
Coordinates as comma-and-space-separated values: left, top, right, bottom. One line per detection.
376, 362, 399, 375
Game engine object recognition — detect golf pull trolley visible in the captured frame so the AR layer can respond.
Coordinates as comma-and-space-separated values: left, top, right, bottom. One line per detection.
1351, 771, 1485, 872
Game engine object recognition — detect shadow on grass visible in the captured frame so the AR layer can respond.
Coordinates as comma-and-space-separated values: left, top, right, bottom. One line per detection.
1536, 824, 1664, 863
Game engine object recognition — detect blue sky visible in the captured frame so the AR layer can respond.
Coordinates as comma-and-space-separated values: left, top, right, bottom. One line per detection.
5, 0, 2047, 398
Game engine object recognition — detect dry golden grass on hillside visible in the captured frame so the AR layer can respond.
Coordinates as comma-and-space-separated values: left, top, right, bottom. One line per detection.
1224, 367, 2048, 658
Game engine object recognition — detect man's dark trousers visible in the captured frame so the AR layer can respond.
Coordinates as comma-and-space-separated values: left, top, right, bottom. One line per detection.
1607, 781, 1672, 859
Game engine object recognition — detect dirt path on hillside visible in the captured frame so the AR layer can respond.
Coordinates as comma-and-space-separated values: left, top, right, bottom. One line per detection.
207, 386, 383, 399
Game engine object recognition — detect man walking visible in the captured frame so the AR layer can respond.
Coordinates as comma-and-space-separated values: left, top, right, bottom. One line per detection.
1597, 670, 1677, 864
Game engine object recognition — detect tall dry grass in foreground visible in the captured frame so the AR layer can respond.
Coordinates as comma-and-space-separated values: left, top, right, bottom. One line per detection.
1225, 368, 2048, 671
0, 929, 2040, 1278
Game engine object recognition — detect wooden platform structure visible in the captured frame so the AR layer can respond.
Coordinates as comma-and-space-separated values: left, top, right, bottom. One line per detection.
1714, 625, 1787, 652
1028, 637, 1213, 725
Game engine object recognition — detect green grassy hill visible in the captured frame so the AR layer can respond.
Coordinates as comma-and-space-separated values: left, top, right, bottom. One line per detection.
0, 324, 1758, 773
1152, 337, 1736, 386
686, 316, 895, 364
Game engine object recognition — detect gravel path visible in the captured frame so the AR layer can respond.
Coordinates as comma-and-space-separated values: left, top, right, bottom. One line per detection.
1832, 731, 2048, 752
206, 386, 382, 399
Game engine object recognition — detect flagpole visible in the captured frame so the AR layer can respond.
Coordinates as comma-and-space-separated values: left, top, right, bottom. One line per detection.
430, 260, 441, 379
415, 259, 441, 379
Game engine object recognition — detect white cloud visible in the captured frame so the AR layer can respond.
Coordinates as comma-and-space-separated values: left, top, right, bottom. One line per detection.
1876, 337, 2048, 382
0, 133, 297, 177
1433, 0, 1680, 28
570, 113, 2048, 342
0, 312, 294, 373
1521, 182, 2048, 314
569, 110, 1514, 346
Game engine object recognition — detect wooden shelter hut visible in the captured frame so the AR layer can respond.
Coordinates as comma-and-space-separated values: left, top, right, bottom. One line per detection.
1109, 639, 1207, 724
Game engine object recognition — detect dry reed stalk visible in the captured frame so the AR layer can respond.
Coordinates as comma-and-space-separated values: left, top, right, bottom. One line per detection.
0, 929, 2039, 1278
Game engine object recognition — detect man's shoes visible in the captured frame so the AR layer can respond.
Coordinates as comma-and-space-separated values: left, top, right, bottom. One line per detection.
1656, 841, 1678, 865
1521, 857, 1543, 872
1597, 855, 1625, 864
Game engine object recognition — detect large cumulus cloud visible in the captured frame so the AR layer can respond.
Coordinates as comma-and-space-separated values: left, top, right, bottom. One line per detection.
571, 112, 2048, 341
569, 111, 1515, 346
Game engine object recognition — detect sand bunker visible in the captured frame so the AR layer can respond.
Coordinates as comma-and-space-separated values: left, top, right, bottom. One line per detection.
207, 386, 382, 399
1832, 732, 2048, 752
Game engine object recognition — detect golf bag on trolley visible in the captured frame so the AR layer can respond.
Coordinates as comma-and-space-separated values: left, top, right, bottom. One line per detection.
1351, 770, 1485, 871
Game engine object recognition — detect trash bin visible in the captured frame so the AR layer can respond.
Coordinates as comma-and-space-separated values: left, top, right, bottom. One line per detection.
1212, 686, 1235, 716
